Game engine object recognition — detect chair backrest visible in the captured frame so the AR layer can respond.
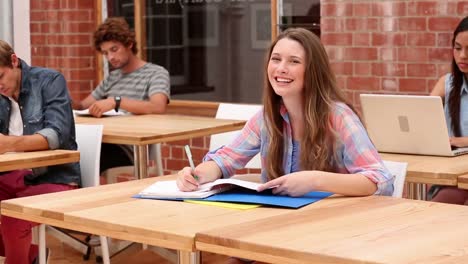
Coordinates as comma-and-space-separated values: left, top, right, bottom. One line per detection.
382, 160, 408, 198
75, 124, 103, 188
210, 103, 262, 169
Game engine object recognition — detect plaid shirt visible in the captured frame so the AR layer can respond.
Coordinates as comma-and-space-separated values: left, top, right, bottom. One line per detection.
205, 102, 394, 195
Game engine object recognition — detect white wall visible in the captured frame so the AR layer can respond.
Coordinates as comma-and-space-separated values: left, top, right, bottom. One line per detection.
13, 0, 31, 64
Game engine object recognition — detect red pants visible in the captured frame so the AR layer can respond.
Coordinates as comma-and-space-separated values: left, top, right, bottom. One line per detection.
431, 186, 468, 205
0, 170, 76, 264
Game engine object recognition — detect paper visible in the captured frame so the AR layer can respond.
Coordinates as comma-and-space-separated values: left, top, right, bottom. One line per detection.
73, 109, 125, 117
184, 200, 261, 210
137, 178, 263, 199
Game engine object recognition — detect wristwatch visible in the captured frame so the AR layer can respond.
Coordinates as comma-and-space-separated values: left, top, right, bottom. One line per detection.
114, 96, 121, 112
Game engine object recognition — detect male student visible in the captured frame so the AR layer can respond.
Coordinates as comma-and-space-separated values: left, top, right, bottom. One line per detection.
73, 17, 170, 172
0, 40, 81, 264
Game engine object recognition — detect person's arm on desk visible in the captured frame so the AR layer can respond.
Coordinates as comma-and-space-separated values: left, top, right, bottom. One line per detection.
0, 134, 48, 154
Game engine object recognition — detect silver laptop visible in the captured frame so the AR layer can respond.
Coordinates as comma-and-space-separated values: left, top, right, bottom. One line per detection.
360, 94, 468, 156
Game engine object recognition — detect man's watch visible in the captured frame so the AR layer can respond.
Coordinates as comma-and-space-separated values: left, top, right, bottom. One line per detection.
114, 96, 121, 112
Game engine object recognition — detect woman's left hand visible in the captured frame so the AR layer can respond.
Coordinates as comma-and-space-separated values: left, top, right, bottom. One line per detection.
450, 137, 468, 148
257, 171, 315, 197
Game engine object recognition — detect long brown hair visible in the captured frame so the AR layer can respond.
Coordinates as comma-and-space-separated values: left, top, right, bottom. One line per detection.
448, 16, 468, 137
263, 28, 355, 180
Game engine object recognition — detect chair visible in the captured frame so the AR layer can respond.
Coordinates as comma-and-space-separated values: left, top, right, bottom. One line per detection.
382, 160, 408, 198
37, 124, 110, 264
210, 103, 263, 169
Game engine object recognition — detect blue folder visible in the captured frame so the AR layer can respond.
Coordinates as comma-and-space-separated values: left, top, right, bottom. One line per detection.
134, 189, 333, 209
200, 189, 333, 209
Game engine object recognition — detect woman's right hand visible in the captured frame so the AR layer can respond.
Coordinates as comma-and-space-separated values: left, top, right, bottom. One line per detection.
176, 166, 200, 191
176, 161, 223, 192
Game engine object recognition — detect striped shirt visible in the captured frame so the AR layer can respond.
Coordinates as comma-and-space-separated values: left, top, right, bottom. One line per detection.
205, 102, 394, 195
92, 63, 170, 112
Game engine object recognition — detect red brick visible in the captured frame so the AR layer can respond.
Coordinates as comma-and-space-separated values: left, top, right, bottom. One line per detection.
437, 63, 451, 76
31, 0, 60, 10
371, 63, 405, 77
437, 33, 453, 47
407, 63, 437, 77
171, 146, 184, 159
372, 33, 406, 46
353, 33, 370, 46
344, 48, 377, 61
336, 76, 346, 90
331, 62, 353, 75
41, 23, 62, 33
61, 0, 95, 9
427, 78, 438, 91
348, 77, 380, 91
246, 168, 261, 174
325, 47, 344, 61
168, 139, 190, 146
398, 48, 428, 62
190, 137, 205, 148
354, 62, 371, 76
189, 148, 206, 161
399, 18, 427, 31
63, 22, 96, 33
321, 18, 346, 32
381, 78, 398, 92
372, 1, 406, 16
408, 2, 438, 16
428, 17, 461, 31
407, 33, 436, 47
57, 57, 93, 69
321, 3, 353, 17
458, 2, 468, 15
30, 35, 46, 45
399, 78, 427, 92
379, 48, 397, 61
166, 159, 189, 171
354, 3, 372, 16
346, 18, 378, 31
47, 35, 92, 45
69, 69, 96, 80
58, 10, 93, 21
321, 33, 353, 46
30, 12, 46, 22
380, 18, 399, 32
428, 48, 452, 62
67, 81, 94, 92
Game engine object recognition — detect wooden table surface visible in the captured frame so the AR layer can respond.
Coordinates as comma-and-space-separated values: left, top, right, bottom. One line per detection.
0, 175, 291, 263
380, 152, 468, 186
75, 114, 246, 145
0, 150, 80, 172
197, 196, 468, 264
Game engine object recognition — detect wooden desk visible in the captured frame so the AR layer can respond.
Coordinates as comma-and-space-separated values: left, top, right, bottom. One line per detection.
197, 196, 468, 264
1, 175, 290, 264
75, 114, 246, 178
0, 150, 80, 172
458, 174, 468, 190
380, 153, 468, 199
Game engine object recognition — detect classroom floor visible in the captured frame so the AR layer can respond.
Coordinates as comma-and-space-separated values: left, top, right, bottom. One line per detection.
0, 233, 230, 264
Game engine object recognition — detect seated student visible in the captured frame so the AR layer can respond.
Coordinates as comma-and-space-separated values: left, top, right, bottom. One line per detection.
177, 27, 393, 198
73, 17, 170, 173
0, 40, 81, 264
429, 16, 468, 205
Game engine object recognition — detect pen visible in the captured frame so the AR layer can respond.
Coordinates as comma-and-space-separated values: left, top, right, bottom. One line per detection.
184, 145, 199, 181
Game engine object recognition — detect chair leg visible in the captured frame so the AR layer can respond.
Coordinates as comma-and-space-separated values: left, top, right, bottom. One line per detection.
39, 224, 46, 264
99, 236, 110, 264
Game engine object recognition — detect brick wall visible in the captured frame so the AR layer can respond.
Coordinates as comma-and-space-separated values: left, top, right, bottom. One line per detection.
30, 0, 96, 101
321, 0, 468, 107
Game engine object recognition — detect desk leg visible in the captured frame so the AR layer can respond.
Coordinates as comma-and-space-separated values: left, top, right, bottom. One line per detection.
178, 251, 200, 264
133, 145, 148, 179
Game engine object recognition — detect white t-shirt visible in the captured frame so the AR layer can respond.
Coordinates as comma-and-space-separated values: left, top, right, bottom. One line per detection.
8, 97, 23, 136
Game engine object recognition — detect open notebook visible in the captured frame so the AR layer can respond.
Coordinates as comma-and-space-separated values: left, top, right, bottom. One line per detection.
73, 109, 125, 117
135, 178, 334, 209
137, 178, 263, 199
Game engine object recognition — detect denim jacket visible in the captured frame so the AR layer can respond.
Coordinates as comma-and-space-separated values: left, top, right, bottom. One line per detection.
0, 59, 81, 186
